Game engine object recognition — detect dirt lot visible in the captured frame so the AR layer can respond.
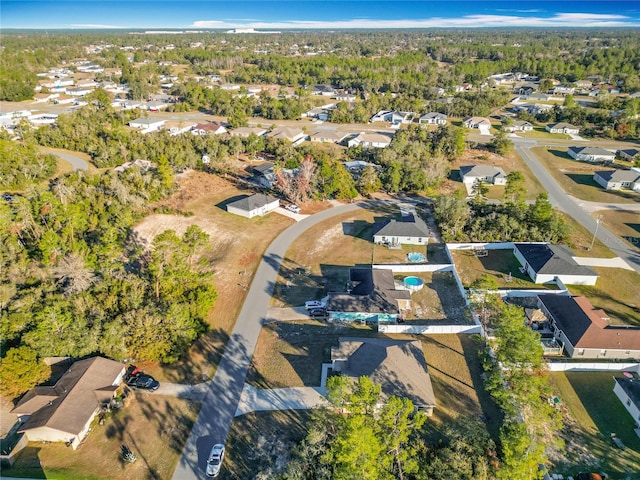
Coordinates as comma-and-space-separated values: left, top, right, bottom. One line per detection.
398, 272, 469, 324
440, 148, 545, 199
133, 171, 294, 383
7, 393, 198, 480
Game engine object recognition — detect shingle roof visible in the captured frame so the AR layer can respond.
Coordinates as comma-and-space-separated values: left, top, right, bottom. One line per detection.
539, 295, 640, 350
614, 377, 640, 410
331, 337, 436, 409
569, 146, 615, 157
252, 162, 274, 175
548, 122, 578, 130
515, 244, 597, 277
13, 357, 123, 437
594, 169, 640, 183
227, 193, 278, 212
617, 148, 640, 158
327, 268, 410, 314
267, 127, 305, 141
373, 219, 429, 239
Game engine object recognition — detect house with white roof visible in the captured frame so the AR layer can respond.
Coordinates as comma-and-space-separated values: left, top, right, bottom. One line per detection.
347, 132, 394, 149
463, 117, 492, 130
129, 117, 165, 133
370, 110, 413, 126
418, 112, 448, 125
459, 165, 507, 192
546, 122, 580, 135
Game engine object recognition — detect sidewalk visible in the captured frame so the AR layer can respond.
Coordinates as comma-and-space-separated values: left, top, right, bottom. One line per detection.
235, 384, 329, 416
572, 256, 635, 270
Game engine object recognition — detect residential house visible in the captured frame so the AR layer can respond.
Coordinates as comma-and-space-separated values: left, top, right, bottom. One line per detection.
66, 87, 94, 97
613, 377, 640, 426
516, 86, 535, 95
459, 165, 508, 192
370, 110, 413, 126
28, 114, 58, 126
575, 80, 593, 88
311, 84, 335, 96
529, 103, 554, 115
343, 160, 382, 177
226, 193, 280, 218
220, 83, 241, 91
252, 162, 276, 188
112, 100, 142, 110
568, 146, 616, 163
52, 94, 76, 105
33, 93, 60, 103
230, 126, 268, 138
347, 132, 394, 149
553, 86, 575, 95
114, 159, 154, 173
546, 122, 580, 135
163, 121, 197, 136
0, 109, 32, 128
418, 112, 448, 125
301, 104, 336, 121
463, 116, 492, 130
504, 120, 533, 132
593, 169, 640, 192
191, 122, 228, 135
128, 117, 165, 133
309, 130, 349, 144
266, 127, 307, 144
335, 93, 357, 102
525, 93, 553, 102
141, 100, 169, 112
11, 357, 125, 450
617, 148, 640, 162
537, 294, 640, 359
330, 338, 437, 415
326, 268, 412, 324
373, 215, 430, 246
513, 243, 598, 286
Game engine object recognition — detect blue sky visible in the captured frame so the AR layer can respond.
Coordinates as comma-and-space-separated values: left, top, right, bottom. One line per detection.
2, 1, 639, 29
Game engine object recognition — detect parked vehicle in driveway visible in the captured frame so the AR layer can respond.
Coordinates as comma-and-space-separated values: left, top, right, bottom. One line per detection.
305, 300, 326, 310
308, 308, 327, 318
285, 204, 301, 214
124, 365, 160, 391
206, 443, 225, 477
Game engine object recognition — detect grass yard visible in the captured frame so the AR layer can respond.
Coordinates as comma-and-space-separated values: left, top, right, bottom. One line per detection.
451, 248, 556, 289
569, 267, 640, 326
559, 212, 615, 258
548, 372, 640, 479
7, 394, 199, 480
596, 209, 640, 253
133, 171, 294, 383
532, 147, 640, 204
516, 125, 570, 140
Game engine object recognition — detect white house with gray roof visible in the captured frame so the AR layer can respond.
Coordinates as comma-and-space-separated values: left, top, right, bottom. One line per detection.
546, 122, 580, 135
568, 146, 616, 163
226, 193, 279, 218
593, 169, 640, 192
513, 243, 598, 286
347, 132, 394, 149
373, 216, 430, 246
459, 165, 507, 193
129, 117, 165, 133
418, 112, 448, 125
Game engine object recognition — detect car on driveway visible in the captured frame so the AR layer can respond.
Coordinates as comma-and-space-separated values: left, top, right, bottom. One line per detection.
308, 308, 327, 318
285, 204, 301, 214
206, 443, 225, 477
124, 365, 160, 391
305, 300, 326, 310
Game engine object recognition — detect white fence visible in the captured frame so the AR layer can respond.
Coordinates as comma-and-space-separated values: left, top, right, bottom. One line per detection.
447, 242, 518, 250
379, 324, 482, 335
547, 362, 640, 373
372, 264, 452, 273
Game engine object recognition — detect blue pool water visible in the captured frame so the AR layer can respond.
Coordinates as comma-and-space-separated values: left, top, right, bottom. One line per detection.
407, 252, 426, 262
404, 276, 424, 291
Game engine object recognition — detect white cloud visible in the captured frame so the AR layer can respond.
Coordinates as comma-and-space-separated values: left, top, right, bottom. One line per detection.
191, 12, 639, 29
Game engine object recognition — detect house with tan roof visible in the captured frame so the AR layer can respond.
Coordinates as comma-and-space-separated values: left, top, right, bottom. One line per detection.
266, 127, 307, 144
229, 126, 268, 138
330, 337, 437, 414
11, 357, 125, 449
538, 295, 640, 359
309, 130, 349, 144
546, 122, 580, 135
347, 132, 394, 149
191, 122, 227, 135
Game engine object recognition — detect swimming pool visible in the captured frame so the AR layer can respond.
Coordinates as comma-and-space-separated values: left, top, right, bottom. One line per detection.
404, 276, 424, 291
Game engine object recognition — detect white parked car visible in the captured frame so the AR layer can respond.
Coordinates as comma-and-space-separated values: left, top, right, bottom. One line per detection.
285, 204, 301, 214
305, 300, 326, 310
206, 444, 225, 477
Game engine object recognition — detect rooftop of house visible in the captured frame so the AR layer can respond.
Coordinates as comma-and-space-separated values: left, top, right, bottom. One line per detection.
464, 116, 491, 125
594, 169, 640, 183
193, 122, 225, 131
12, 357, 124, 436
129, 117, 164, 126
515, 243, 598, 277
352, 132, 394, 144
327, 268, 410, 315
373, 218, 429, 239
569, 146, 615, 156
267, 127, 305, 141
459, 164, 507, 179
617, 148, 640, 158
614, 377, 640, 409
331, 337, 436, 409
419, 112, 447, 119
310, 130, 348, 141
548, 122, 578, 129
539, 295, 640, 350
227, 193, 278, 212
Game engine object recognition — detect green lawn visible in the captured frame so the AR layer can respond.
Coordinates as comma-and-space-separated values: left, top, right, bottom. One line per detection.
516, 126, 570, 140
548, 372, 640, 479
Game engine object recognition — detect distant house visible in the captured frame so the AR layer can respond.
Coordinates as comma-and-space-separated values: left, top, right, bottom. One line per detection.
191, 122, 228, 135
418, 112, 448, 125
525, 93, 553, 102
575, 80, 593, 88
463, 116, 491, 130
370, 110, 413, 126
33, 93, 60, 103
516, 86, 534, 96
310, 130, 349, 144
538, 294, 640, 359
504, 120, 533, 132
459, 165, 507, 190
373, 219, 429, 247
513, 243, 598, 286
347, 132, 394, 149
617, 148, 640, 162
553, 86, 575, 95
568, 146, 616, 163
343, 160, 382, 177
301, 104, 336, 121
141, 100, 169, 112
66, 87, 94, 97
330, 337, 437, 415
252, 162, 276, 188
311, 84, 335, 96
546, 122, 580, 135
226, 193, 279, 218
266, 127, 307, 144
220, 83, 241, 91
129, 117, 165, 133
613, 377, 640, 425
163, 121, 197, 136
335, 93, 357, 102
326, 268, 412, 324
230, 126, 268, 138
11, 357, 125, 450
593, 169, 640, 192
114, 159, 153, 173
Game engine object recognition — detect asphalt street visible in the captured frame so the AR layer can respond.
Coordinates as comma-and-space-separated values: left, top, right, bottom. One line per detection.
171, 202, 361, 480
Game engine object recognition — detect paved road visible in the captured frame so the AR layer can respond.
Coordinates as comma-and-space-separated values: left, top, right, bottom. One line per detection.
40, 147, 89, 171
172, 201, 361, 480
515, 143, 640, 274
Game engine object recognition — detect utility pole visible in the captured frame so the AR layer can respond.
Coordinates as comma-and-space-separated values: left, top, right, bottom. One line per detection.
588, 215, 603, 251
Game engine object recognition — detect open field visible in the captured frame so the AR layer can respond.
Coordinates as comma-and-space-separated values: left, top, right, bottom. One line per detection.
441, 148, 545, 199
7, 394, 199, 480
596, 209, 640, 253
396, 272, 469, 323
451, 248, 556, 289
516, 125, 570, 140
532, 147, 640, 204
559, 212, 616, 258
548, 372, 640, 479
569, 267, 640, 326
133, 171, 294, 383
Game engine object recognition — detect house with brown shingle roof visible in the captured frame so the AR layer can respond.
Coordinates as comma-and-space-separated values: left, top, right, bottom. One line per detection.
11, 357, 125, 449
538, 295, 640, 359
331, 337, 437, 414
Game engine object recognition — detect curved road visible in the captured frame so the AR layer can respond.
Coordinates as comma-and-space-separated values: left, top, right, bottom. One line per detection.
41, 147, 89, 171
172, 202, 361, 480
